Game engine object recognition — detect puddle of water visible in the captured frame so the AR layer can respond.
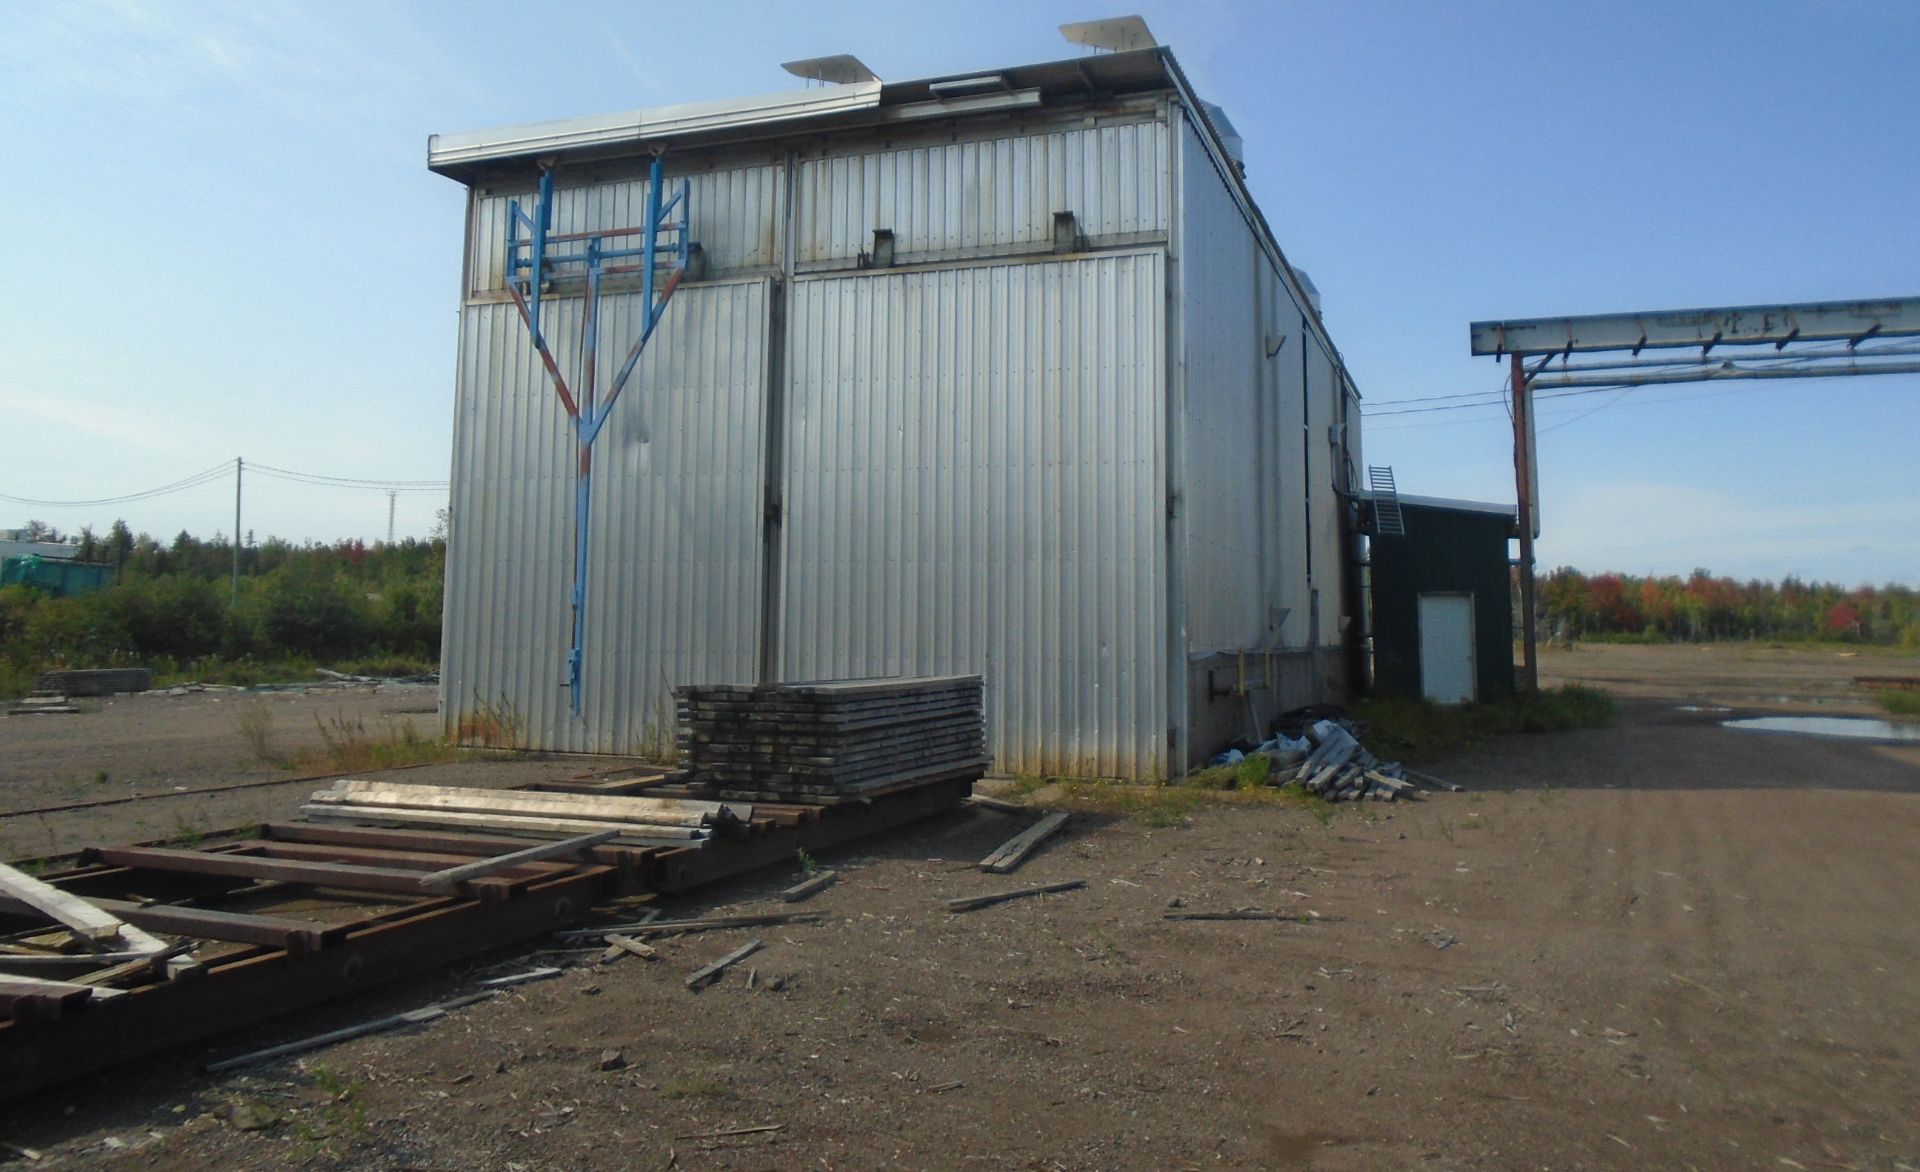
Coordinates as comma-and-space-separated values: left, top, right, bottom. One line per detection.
1723, 716, 1920, 742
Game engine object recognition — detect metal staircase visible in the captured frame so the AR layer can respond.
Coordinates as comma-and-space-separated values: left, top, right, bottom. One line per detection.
1368, 466, 1406, 537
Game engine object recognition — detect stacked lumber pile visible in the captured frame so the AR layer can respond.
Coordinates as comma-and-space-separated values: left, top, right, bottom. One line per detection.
32, 668, 150, 697
7, 692, 76, 716
302, 780, 740, 846
674, 676, 987, 801
1292, 720, 1430, 802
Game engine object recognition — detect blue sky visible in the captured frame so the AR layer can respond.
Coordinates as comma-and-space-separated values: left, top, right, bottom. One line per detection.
2, 0, 1915, 585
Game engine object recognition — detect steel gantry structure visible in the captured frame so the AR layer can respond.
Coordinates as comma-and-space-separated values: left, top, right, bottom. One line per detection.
1469, 296, 1920, 689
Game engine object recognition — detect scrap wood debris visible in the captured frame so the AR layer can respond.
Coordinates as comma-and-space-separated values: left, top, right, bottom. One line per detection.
945, 878, 1086, 914
1207, 708, 1464, 803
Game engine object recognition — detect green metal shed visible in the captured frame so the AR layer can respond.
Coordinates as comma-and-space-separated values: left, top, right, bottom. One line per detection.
1368, 497, 1517, 703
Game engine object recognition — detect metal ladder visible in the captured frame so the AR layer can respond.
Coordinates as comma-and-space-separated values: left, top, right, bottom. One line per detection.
1368, 466, 1405, 537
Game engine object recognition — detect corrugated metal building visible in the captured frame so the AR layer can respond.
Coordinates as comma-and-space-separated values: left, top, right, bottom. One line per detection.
429, 46, 1364, 779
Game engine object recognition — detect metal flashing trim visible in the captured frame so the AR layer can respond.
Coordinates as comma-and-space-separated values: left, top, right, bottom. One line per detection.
428, 48, 1176, 179
428, 82, 884, 175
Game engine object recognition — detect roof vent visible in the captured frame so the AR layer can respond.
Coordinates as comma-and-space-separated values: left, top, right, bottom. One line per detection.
1199, 101, 1244, 167
781, 54, 880, 85
1294, 266, 1322, 315
1059, 15, 1157, 52
928, 73, 1011, 99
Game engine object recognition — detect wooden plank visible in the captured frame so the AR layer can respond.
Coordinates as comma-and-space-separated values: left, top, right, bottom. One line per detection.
978, 811, 1069, 874
310, 780, 726, 827
0, 861, 126, 943
1163, 910, 1302, 922
419, 830, 619, 893
600, 933, 657, 962
0, 895, 342, 953
967, 794, 1031, 815
202, 990, 496, 1074
779, 870, 838, 903
944, 878, 1086, 914
298, 804, 706, 843
685, 938, 762, 991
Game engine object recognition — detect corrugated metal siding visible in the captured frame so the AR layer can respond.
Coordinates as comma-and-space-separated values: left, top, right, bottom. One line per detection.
777, 253, 1168, 779
466, 164, 781, 295
793, 119, 1169, 266
442, 278, 770, 754
1176, 113, 1324, 656
1265, 262, 1311, 645
1306, 336, 1343, 645
1175, 114, 1265, 654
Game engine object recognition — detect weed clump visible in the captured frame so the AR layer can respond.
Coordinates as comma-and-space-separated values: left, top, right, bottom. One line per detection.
1358, 684, 1616, 760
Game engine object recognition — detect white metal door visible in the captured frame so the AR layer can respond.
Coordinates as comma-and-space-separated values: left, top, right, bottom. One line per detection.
1417, 593, 1476, 704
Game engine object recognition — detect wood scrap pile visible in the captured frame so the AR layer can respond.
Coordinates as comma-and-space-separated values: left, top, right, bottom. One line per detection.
1289, 719, 1441, 802
302, 779, 743, 846
6, 692, 76, 716
0, 861, 185, 1018
672, 675, 987, 802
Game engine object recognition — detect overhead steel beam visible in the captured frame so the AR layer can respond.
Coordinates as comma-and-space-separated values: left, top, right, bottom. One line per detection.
1531, 359, 1920, 391
1471, 297, 1920, 357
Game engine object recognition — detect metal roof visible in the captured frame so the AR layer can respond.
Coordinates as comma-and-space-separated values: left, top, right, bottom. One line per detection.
427, 49, 1180, 181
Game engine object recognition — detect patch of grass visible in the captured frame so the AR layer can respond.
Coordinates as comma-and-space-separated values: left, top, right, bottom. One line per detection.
313, 712, 464, 771
1182, 754, 1276, 792
1877, 691, 1920, 719
660, 1075, 734, 1101
1003, 774, 1050, 800
1358, 684, 1617, 761
232, 701, 281, 765
454, 693, 523, 749
1054, 774, 1335, 829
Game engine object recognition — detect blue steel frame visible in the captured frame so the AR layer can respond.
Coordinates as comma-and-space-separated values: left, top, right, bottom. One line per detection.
503, 155, 691, 717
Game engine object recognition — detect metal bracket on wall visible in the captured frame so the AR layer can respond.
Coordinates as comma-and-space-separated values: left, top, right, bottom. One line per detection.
503, 154, 694, 717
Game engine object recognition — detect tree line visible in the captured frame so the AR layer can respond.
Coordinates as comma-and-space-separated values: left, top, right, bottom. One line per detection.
1539, 567, 1920, 647
1, 521, 445, 692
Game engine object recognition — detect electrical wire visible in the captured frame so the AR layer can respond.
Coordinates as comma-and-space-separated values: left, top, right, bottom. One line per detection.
249, 463, 448, 491
0, 461, 233, 508
3, 460, 448, 509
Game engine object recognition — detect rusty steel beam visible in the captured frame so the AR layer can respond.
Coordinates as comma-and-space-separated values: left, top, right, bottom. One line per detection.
258, 822, 656, 872
81, 846, 487, 898
0, 894, 344, 953
0, 868, 610, 1099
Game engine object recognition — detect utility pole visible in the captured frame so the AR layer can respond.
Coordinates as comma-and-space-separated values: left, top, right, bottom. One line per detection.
1509, 354, 1538, 691
232, 456, 243, 606
387, 490, 397, 545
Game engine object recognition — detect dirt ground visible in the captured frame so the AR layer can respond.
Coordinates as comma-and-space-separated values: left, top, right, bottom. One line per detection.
3, 646, 1919, 1170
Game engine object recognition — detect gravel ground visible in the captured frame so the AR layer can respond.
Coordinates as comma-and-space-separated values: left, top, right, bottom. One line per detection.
0, 647, 1916, 1169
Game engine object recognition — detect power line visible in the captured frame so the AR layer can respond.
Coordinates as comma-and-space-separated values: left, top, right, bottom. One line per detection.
0, 460, 232, 508
2, 460, 448, 510
249, 463, 448, 491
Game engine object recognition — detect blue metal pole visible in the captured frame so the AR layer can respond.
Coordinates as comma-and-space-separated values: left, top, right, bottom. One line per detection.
529, 168, 555, 343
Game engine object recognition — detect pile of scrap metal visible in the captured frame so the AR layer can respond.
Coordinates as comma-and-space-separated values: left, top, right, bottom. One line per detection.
1285, 720, 1428, 802
0, 765, 972, 1100
1210, 714, 1462, 802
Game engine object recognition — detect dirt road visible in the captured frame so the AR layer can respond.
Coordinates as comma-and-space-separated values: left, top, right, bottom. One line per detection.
1, 652, 1917, 1169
